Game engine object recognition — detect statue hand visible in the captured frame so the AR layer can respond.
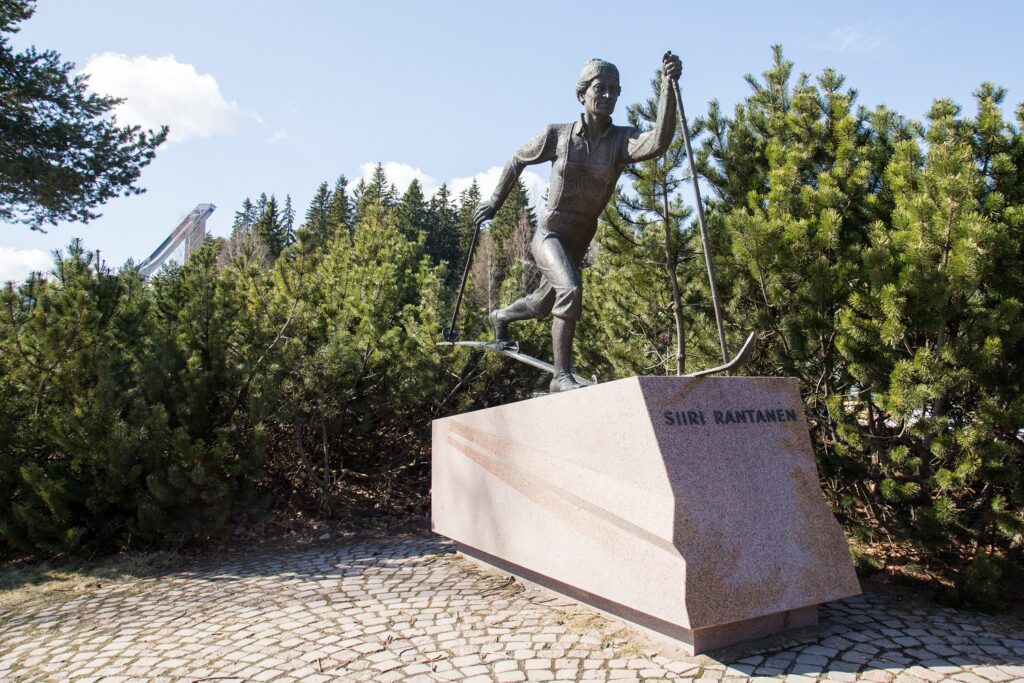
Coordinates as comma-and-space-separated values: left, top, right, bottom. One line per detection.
662, 51, 682, 83
474, 201, 496, 227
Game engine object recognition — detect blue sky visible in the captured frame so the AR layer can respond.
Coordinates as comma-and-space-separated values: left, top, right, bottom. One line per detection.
3, 1, 1023, 280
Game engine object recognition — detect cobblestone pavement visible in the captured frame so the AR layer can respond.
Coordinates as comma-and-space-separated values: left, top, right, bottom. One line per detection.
1, 535, 1022, 682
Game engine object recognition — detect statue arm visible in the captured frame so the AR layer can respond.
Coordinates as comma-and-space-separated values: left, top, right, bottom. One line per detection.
475, 126, 556, 226
623, 78, 677, 163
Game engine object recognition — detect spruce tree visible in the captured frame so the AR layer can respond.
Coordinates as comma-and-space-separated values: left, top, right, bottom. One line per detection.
252, 193, 290, 260
281, 194, 296, 248
456, 180, 482, 258
232, 197, 256, 238
353, 164, 397, 226
426, 183, 462, 288
327, 174, 352, 237
221, 196, 268, 267
396, 178, 430, 246
488, 179, 536, 250
297, 181, 332, 251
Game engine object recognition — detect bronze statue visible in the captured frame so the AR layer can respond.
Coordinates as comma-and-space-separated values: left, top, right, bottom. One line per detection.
473, 53, 682, 393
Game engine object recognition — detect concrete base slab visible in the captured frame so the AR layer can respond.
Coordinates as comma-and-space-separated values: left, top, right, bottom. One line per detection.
432, 376, 859, 654
458, 543, 819, 655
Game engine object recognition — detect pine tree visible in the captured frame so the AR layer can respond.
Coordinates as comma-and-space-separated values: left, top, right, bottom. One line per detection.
143, 242, 270, 539
0, 239, 270, 553
274, 202, 447, 487
0, 1, 166, 230
691, 46, 1024, 602
0, 241, 147, 550
696, 47, 896, 442
836, 88, 1024, 589
614, 70, 695, 374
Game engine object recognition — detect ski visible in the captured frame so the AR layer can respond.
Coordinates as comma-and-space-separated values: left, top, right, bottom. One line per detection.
441, 332, 754, 384
437, 340, 595, 387
683, 331, 757, 378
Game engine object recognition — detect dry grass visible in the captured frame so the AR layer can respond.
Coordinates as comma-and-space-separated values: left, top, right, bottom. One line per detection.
0, 552, 185, 610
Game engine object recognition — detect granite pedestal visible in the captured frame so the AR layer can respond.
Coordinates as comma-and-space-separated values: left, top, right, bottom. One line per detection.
431, 376, 860, 653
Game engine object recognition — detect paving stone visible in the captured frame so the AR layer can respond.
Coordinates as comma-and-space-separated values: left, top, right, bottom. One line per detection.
973, 667, 1016, 682
1, 535, 1022, 682
794, 653, 830, 668
824, 672, 857, 682
725, 664, 757, 676
641, 668, 669, 677
755, 665, 787, 676
893, 675, 930, 683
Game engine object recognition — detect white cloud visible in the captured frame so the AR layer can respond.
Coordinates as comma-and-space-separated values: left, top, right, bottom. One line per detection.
82, 53, 253, 142
0, 247, 51, 283
350, 161, 549, 211
268, 130, 289, 144
353, 162, 440, 196
824, 26, 890, 56
451, 166, 548, 211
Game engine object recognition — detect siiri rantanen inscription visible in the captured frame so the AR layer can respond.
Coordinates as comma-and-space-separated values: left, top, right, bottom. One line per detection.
662, 407, 800, 427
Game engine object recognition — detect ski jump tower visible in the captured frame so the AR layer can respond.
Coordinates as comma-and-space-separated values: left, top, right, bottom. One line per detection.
138, 204, 216, 278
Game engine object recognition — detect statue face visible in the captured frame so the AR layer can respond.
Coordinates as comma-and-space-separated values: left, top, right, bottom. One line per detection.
581, 77, 619, 118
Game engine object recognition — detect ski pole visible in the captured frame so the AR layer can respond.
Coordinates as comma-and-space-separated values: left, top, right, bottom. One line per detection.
442, 218, 489, 342
670, 71, 729, 368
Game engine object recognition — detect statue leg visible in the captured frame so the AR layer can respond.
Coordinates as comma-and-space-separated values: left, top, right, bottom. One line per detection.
549, 316, 580, 392
490, 285, 551, 343
531, 233, 584, 393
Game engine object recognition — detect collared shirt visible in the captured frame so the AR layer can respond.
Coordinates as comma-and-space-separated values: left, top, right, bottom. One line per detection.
511, 116, 637, 231
492, 88, 675, 240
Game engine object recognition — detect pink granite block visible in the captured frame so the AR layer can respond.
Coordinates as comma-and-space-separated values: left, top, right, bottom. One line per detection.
431, 376, 860, 654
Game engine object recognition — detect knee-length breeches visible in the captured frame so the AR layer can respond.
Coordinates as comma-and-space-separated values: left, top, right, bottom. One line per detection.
521, 215, 595, 321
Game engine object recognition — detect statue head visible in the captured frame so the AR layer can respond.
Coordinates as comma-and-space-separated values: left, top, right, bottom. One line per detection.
576, 59, 620, 99
576, 59, 621, 117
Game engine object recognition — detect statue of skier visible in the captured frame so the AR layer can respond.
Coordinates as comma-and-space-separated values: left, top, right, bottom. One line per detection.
473, 52, 682, 392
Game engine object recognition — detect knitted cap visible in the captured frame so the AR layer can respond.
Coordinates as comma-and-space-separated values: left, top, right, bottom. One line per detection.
576, 59, 620, 98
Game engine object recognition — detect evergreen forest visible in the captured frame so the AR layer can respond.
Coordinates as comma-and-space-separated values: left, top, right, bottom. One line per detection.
2, 47, 1022, 608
